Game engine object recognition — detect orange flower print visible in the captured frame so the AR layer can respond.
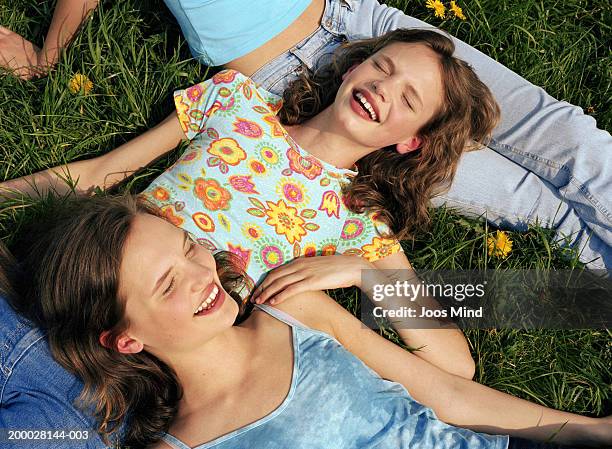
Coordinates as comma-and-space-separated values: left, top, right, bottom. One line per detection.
212, 70, 237, 84
229, 175, 258, 194
361, 237, 400, 261
248, 159, 267, 176
263, 114, 285, 137
287, 147, 323, 180
242, 222, 263, 242
264, 200, 307, 244
228, 243, 251, 270
160, 205, 184, 227
194, 178, 232, 211
192, 211, 215, 232
233, 117, 263, 139
303, 243, 317, 257
321, 243, 337, 256
152, 187, 170, 202
318, 190, 340, 218
207, 138, 247, 166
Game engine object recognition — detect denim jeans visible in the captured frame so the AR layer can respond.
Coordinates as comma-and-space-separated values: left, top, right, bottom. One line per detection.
250, 0, 612, 269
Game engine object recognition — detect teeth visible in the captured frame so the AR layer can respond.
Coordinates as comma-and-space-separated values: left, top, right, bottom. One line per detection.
355, 92, 378, 121
194, 285, 219, 314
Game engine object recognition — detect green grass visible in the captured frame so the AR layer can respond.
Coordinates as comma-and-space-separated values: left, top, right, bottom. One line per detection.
0, 0, 610, 418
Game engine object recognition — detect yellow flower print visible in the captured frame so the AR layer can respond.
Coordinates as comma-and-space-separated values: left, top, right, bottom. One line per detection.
194, 178, 232, 211
361, 237, 400, 261
192, 211, 215, 232
264, 200, 307, 245
260, 146, 280, 165
68, 73, 93, 94
450, 1, 466, 20
218, 213, 231, 231
487, 230, 513, 259
426, 0, 446, 18
207, 138, 247, 166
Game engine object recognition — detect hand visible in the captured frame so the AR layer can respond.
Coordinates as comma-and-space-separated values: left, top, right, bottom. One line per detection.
251, 255, 373, 305
0, 26, 47, 79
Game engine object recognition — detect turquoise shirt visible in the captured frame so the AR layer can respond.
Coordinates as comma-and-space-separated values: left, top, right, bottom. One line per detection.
162, 304, 509, 449
141, 70, 402, 286
162, 0, 312, 66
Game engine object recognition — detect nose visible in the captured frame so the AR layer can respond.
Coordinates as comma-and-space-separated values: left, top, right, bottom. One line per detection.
188, 262, 215, 293
372, 80, 388, 103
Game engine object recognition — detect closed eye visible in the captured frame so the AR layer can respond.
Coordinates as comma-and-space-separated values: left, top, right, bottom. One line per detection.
374, 60, 389, 74
163, 277, 176, 296
402, 94, 414, 110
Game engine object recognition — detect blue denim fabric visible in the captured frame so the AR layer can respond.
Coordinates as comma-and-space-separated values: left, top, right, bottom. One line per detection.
0, 296, 107, 449
249, 0, 612, 269
161, 304, 509, 449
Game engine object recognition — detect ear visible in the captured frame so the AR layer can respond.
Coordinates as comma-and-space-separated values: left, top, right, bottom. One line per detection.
396, 136, 422, 154
99, 330, 144, 354
341, 63, 360, 81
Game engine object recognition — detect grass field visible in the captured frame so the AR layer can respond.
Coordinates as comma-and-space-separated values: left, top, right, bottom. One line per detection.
0, 0, 610, 418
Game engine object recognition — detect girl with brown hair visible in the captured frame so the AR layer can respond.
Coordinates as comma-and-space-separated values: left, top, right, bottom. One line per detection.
10, 194, 611, 449
2, 28, 500, 379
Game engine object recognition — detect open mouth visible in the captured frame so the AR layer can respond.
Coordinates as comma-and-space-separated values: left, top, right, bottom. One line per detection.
193, 284, 224, 316
351, 90, 379, 122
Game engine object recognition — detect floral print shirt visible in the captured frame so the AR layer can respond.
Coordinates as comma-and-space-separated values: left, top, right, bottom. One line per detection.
141, 70, 401, 285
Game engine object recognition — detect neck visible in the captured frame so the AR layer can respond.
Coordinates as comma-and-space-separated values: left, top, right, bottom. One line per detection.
164, 324, 257, 415
286, 106, 376, 169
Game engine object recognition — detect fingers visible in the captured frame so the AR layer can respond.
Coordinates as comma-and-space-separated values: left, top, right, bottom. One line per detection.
266, 283, 308, 305
253, 272, 306, 304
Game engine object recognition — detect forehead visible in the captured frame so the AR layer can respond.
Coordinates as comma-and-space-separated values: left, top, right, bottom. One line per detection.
373, 41, 444, 112
119, 214, 182, 291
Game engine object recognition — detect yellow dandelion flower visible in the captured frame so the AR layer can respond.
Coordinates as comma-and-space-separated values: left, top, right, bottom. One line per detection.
487, 230, 513, 259
426, 0, 446, 19
68, 73, 93, 94
450, 1, 466, 20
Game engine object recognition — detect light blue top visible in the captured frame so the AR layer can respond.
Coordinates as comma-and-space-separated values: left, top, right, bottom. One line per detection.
162, 0, 312, 66
162, 304, 509, 449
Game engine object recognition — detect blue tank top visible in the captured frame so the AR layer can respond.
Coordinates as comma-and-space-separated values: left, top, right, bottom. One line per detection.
161, 305, 509, 449
162, 0, 312, 66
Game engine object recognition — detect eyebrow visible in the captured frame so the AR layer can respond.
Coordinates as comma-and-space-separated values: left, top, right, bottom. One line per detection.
152, 231, 189, 295
380, 54, 423, 110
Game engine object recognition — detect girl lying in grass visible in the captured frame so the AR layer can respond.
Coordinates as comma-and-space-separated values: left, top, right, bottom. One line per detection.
9, 194, 612, 449
2, 28, 499, 378
4, 0, 608, 267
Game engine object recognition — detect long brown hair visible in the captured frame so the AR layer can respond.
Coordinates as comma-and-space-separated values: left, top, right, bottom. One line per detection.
12, 195, 252, 448
280, 29, 500, 240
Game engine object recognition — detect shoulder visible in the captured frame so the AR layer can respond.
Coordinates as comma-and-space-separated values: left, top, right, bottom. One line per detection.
271, 291, 360, 340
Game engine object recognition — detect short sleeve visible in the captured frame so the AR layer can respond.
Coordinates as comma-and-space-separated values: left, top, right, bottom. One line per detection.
173, 69, 275, 140
337, 210, 402, 262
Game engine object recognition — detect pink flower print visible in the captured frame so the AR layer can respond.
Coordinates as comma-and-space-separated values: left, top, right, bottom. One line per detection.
233, 117, 263, 139
318, 190, 340, 218
229, 175, 259, 194
186, 83, 205, 102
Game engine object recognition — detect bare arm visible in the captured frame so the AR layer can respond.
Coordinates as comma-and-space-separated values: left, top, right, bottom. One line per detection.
0, 0, 98, 78
0, 113, 184, 199
370, 251, 475, 379
277, 292, 608, 446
